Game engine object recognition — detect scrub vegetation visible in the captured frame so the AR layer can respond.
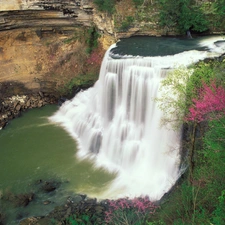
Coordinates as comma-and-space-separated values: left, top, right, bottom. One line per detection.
152, 57, 225, 224
93, 0, 225, 35
46, 27, 104, 97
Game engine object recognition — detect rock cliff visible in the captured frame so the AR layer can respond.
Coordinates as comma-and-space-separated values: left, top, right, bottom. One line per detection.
0, 0, 106, 97
0, 0, 93, 30
0, 0, 121, 130
1, 0, 222, 102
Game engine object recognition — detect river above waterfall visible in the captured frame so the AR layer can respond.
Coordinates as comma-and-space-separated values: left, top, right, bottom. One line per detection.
110, 35, 225, 57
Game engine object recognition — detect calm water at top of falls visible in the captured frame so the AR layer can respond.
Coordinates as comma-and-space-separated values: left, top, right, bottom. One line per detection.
110, 36, 223, 56
0, 35, 225, 224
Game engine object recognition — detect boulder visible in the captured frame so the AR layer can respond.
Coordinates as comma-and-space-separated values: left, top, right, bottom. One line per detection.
26, 99, 31, 107
14, 193, 35, 207
16, 104, 21, 111
38, 91, 44, 98
40, 180, 60, 193
2, 191, 34, 207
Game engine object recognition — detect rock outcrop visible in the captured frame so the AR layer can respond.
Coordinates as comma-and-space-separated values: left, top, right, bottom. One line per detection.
0, 0, 93, 31
0, 91, 57, 129
0, 0, 114, 101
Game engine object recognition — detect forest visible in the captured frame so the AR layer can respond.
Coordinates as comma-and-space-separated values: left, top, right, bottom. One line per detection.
94, 0, 225, 35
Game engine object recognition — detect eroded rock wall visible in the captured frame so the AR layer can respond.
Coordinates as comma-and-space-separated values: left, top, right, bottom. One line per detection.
0, 0, 93, 30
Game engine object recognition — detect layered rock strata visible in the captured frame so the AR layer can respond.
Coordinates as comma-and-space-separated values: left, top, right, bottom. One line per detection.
0, 1, 93, 31
0, 92, 57, 129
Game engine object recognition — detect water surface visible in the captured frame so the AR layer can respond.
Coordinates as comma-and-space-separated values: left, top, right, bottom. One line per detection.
0, 105, 114, 224
111, 36, 224, 56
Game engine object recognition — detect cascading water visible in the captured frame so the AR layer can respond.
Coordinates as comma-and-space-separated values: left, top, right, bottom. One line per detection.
50, 36, 225, 201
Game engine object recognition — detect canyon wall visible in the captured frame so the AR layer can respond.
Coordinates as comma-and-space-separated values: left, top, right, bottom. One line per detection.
0, 0, 223, 100
0, 0, 116, 99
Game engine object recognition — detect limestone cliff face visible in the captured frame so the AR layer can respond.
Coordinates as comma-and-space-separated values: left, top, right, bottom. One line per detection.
0, 0, 111, 99
0, 0, 93, 30
0, 0, 160, 99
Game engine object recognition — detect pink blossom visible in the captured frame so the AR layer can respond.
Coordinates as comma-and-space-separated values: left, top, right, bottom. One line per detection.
104, 197, 158, 224
186, 81, 225, 122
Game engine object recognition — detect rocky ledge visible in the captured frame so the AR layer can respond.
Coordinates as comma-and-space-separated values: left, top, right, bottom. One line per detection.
19, 195, 109, 225
0, 0, 93, 31
0, 177, 109, 225
0, 92, 57, 129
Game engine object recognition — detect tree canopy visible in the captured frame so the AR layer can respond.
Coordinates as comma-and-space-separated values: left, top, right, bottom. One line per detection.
159, 0, 209, 34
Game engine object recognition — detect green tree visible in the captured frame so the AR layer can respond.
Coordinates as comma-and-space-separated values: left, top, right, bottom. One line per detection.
159, 0, 208, 34
155, 66, 193, 129
213, 0, 225, 16
93, 0, 116, 14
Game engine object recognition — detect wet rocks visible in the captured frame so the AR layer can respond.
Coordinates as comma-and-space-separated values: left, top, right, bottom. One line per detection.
0, 213, 6, 225
44, 194, 109, 225
2, 191, 35, 207
39, 180, 61, 193
0, 92, 57, 129
15, 193, 35, 207
19, 217, 41, 225
18, 193, 109, 225
2, 178, 109, 225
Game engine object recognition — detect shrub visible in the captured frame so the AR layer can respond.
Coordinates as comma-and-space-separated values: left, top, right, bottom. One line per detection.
186, 81, 225, 122
132, 0, 144, 7
159, 0, 208, 34
94, 0, 116, 14
105, 197, 158, 225
119, 16, 135, 31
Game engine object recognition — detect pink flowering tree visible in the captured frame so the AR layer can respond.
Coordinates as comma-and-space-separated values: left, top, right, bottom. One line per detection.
186, 81, 225, 123
184, 80, 225, 183
104, 197, 158, 225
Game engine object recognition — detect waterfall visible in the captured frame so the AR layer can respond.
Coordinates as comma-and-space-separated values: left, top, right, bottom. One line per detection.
50, 37, 225, 201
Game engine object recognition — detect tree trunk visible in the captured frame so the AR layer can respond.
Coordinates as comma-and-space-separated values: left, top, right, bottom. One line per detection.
188, 121, 197, 184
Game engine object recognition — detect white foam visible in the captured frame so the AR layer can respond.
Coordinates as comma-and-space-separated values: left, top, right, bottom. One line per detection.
50, 36, 225, 201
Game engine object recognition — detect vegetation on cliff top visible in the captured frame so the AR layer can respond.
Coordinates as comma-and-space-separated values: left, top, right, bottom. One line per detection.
93, 0, 225, 34
45, 26, 103, 97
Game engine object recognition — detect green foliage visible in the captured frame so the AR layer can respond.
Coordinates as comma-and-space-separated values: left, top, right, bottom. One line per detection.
50, 218, 57, 225
200, 118, 225, 188
186, 60, 225, 109
63, 29, 88, 44
204, 118, 225, 154
153, 116, 225, 224
213, 0, 225, 16
159, 0, 208, 33
93, 0, 116, 14
62, 27, 100, 54
154, 57, 225, 225
146, 220, 166, 225
65, 214, 94, 225
212, 190, 225, 225
59, 73, 99, 96
86, 27, 100, 54
185, 61, 215, 107
119, 16, 135, 31
107, 208, 147, 225
132, 0, 144, 7
155, 66, 193, 128
105, 198, 157, 225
